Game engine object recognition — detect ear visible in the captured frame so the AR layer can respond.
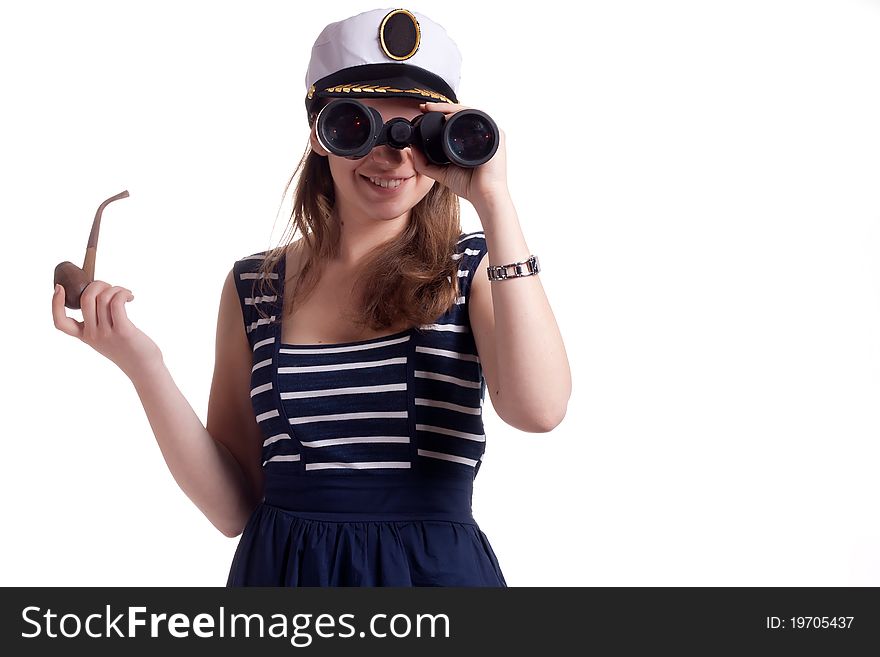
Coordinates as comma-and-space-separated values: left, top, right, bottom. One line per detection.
309, 124, 330, 157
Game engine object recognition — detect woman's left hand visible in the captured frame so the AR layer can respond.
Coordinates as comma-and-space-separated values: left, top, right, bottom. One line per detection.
410, 102, 510, 208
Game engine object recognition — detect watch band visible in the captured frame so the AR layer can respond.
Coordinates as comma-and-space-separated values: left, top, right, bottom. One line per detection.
486, 255, 541, 281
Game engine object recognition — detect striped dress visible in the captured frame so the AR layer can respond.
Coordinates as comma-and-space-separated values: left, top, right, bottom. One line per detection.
225, 231, 506, 586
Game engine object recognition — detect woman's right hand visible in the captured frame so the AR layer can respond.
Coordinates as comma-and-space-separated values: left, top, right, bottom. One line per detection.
52, 281, 164, 380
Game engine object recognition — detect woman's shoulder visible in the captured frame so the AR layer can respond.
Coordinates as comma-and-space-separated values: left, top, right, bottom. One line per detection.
233, 241, 297, 275
455, 230, 488, 259
234, 249, 271, 267
456, 230, 486, 245
457, 229, 485, 242
230, 246, 286, 304
236, 238, 306, 265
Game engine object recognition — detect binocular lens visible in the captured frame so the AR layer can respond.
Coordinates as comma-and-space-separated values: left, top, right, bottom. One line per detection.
315, 99, 499, 167
320, 102, 373, 152
446, 114, 497, 165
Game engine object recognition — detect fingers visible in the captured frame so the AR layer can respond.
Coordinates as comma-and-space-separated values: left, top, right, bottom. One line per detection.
109, 287, 135, 331
79, 281, 108, 341
410, 146, 445, 182
420, 101, 472, 116
97, 286, 134, 333
79, 282, 133, 341
52, 284, 84, 339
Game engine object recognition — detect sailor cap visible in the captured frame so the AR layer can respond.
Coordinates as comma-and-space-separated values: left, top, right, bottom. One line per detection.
304, 8, 462, 124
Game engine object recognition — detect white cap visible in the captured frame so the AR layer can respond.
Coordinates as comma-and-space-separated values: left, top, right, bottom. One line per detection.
304, 8, 462, 123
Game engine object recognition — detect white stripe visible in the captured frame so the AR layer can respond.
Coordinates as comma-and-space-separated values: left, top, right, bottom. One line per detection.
250, 382, 272, 397
416, 423, 485, 442
245, 295, 277, 305
239, 272, 278, 280
454, 295, 466, 305
252, 357, 273, 373
457, 232, 484, 244
246, 316, 276, 333
457, 269, 470, 277
280, 383, 406, 399
278, 356, 406, 374
256, 409, 280, 423
451, 247, 482, 261
415, 370, 481, 389
279, 334, 410, 355
418, 323, 469, 333
262, 453, 301, 466
263, 433, 291, 447
253, 337, 275, 352
305, 461, 411, 471
300, 436, 410, 448
415, 398, 481, 415
415, 346, 480, 362
290, 410, 407, 425
417, 449, 478, 467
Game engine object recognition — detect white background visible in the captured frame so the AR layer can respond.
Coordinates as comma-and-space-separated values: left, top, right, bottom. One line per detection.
2, 0, 879, 586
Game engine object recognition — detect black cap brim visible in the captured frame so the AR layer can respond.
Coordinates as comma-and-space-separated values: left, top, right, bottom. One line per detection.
306, 63, 457, 124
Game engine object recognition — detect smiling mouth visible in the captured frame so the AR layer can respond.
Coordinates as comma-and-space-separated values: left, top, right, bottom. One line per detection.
360, 175, 412, 189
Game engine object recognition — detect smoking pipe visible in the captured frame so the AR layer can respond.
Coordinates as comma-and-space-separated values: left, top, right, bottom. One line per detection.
53, 190, 129, 310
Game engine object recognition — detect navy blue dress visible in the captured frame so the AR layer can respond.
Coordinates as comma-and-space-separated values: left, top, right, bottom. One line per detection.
226, 231, 506, 586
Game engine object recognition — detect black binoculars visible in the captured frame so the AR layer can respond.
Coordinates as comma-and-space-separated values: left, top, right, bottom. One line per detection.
315, 98, 499, 168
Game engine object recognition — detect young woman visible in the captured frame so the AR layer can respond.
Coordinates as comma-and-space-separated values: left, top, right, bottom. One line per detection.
51, 8, 571, 586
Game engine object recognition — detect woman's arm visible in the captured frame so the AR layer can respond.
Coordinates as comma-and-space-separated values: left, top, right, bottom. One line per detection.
410, 104, 571, 432
469, 193, 572, 433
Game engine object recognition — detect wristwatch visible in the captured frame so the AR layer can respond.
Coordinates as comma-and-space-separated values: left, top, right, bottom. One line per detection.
486, 255, 541, 281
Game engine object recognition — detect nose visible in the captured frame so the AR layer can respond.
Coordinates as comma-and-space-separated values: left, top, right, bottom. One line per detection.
369, 144, 407, 166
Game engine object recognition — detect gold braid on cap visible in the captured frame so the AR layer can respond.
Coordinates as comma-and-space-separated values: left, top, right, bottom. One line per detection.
320, 83, 451, 103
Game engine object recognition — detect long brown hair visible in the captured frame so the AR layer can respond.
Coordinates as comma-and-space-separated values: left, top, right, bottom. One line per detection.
252, 141, 464, 334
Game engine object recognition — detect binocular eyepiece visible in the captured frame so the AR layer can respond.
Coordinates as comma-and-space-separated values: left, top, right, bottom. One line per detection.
315, 99, 499, 168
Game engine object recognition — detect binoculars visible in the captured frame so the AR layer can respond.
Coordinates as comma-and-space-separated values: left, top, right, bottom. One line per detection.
315, 98, 499, 168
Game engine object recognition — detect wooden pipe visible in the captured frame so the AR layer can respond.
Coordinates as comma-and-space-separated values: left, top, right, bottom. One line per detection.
54, 190, 129, 310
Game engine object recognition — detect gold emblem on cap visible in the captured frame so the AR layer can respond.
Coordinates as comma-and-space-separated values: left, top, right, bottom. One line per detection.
379, 9, 420, 61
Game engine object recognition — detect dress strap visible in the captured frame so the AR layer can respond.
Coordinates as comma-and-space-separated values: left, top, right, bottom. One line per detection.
455, 231, 489, 306
232, 250, 276, 351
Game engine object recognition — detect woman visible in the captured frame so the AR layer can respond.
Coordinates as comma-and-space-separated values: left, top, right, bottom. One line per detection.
51, 8, 571, 586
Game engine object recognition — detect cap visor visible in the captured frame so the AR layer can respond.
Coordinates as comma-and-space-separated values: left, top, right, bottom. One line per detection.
313, 75, 455, 104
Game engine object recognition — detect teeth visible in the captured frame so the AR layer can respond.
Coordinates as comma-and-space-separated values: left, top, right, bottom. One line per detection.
368, 176, 404, 189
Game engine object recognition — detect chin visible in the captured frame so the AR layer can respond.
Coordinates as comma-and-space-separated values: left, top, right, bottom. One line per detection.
362, 192, 428, 216
372, 205, 418, 221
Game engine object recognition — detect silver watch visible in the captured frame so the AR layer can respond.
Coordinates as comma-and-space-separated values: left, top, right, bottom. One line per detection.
486, 255, 541, 281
